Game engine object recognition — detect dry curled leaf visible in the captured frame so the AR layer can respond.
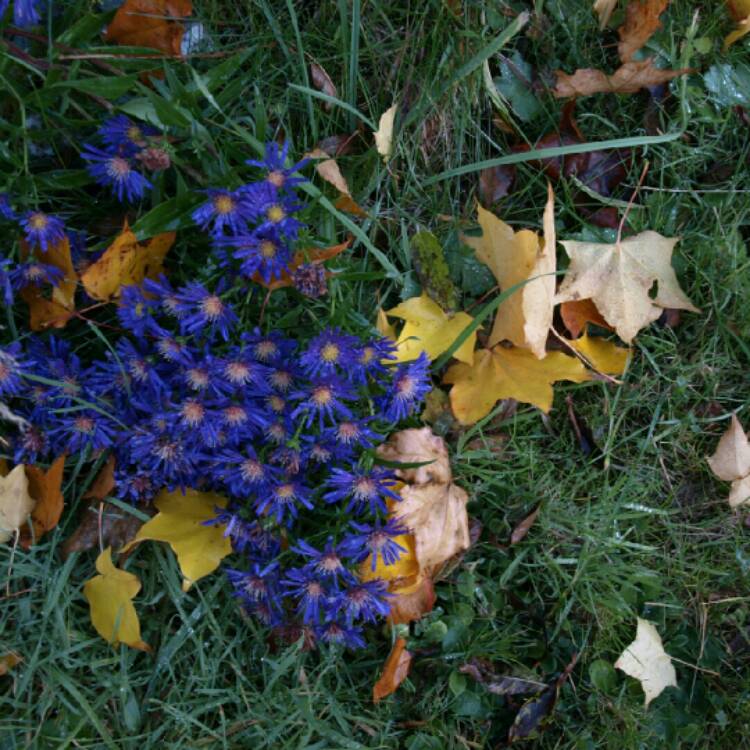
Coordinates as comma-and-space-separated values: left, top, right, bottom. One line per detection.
618, 0, 670, 63
0, 464, 35, 544
373, 638, 412, 703
374, 103, 397, 162
81, 223, 174, 302
510, 506, 540, 545
83, 546, 151, 651
19, 455, 65, 549
122, 488, 232, 591
707, 415, 750, 508
444, 347, 589, 425
105, 0, 192, 57
555, 231, 699, 343
554, 60, 689, 98
310, 62, 337, 109
464, 187, 556, 358
615, 618, 676, 707
384, 294, 476, 365
560, 298, 612, 338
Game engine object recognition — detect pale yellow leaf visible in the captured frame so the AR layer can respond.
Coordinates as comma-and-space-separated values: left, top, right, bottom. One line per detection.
555, 231, 699, 344
376, 426, 452, 485
707, 415, 750, 482
729, 475, 750, 509
376, 307, 397, 340
569, 331, 630, 375
615, 617, 677, 707
122, 488, 232, 591
374, 103, 397, 162
385, 294, 476, 364
444, 347, 589, 424
0, 465, 35, 544
83, 546, 150, 651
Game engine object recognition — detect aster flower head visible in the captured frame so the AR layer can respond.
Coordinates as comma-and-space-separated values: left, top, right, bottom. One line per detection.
245, 141, 309, 192
256, 476, 314, 524
292, 263, 327, 298
220, 447, 276, 496
222, 229, 293, 283
4, 0, 41, 27
21, 210, 65, 252
317, 620, 366, 650
10, 260, 64, 290
300, 328, 358, 378
379, 352, 431, 422
192, 188, 255, 237
0, 343, 27, 397
282, 567, 330, 625
341, 518, 409, 570
175, 282, 238, 341
50, 410, 117, 455
249, 182, 305, 241
330, 579, 391, 625
98, 115, 157, 156
350, 336, 398, 385
82, 144, 152, 203
117, 284, 159, 337
292, 537, 355, 587
324, 465, 400, 515
290, 375, 355, 427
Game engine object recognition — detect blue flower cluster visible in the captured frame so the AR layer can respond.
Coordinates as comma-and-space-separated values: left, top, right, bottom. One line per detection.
0, 0, 42, 27
192, 142, 309, 285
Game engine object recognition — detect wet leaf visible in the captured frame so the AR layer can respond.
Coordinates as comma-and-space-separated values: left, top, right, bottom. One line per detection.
19, 455, 65, 549
386, 576, 437, 624
554, 60, 690, 98
80, 223, 175, 302
105, 0, 192, 57
121, 488, 232, 591
0, 465, 35, 544
0, 652, 22, 676
444, 347, 589, 424
463, 186, 556, 358
494, 52, 542, 122
560, 298, 612, 338
615, 618, 677, 707
618, 0, 670, 63
510, 506, 540, 545
83, 547, 151, 651
555, 231, 699, 343
373, 637, 412, 703
384, 294, 476, 365
310, 62, 337, 109
374, 103, 397, 162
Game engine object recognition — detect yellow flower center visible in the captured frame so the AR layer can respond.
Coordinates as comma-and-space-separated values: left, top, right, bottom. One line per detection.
260, 240, 277, 258
312, 386, 332, 405
321, 343, 340, 363
267, 205, 285, 223
276, 484, 295, 499
126, 125, 142, 142
214, 195, 235, 215
29, 212, 48, 230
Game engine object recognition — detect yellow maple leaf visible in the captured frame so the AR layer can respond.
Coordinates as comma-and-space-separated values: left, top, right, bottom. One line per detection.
568, 331, 630, 375
80, 223, 175, 302
463, 186, 556, 358
444, 346, 589, 424
384, 294, 476, 364
122, 488, 232, 591
725, 0, 750, 49
554, 231, 699, 344
83, 547, 150, 651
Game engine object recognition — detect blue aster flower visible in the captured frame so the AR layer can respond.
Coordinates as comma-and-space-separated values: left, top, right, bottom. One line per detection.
291, 376, 355, 427
97, 115, 157, 156
350, 337, 398, 385
325, 418, 382, 451
175, 282, 238, 341
171, 397, 224, 448
324, 465, 400, 515
9, 260, 64, 290
21, 211, 65, 252
13, 426, 48, 464
219, 447, 276, 496
0, 193, 16, 220
0, 343, 27, 397
50, 410, 117, 454
117, 285, 159, 337
300, 328, 358, 378
282, 567, 330, 624
128, 420, 201, 486
2, 0, 42, 27
192, 188, 255, 237
292, 537, 355, 587
82, 144, 152, 203
226, 562, 281, 622
220, 229, 293, 283
330, 579, 391, 625
256, 476, 314, 524
242, 329, 298, 365
379, 352, 431, 422
142, 275, 184, 320
247, 183, 305, 241
341, 518, 410, 570
245, 141, 309, 192
316, 620, 366, 649
114, 465, 158, 504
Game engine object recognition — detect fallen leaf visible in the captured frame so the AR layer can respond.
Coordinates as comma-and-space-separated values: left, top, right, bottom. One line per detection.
122, 488, 232, 591
310, 62, 337, 109
384, 293, 476, 365
594, 0, 619, 27
376, 306, 397, 340
20, 288, 74, 332
560, 298, 612, 338
373, 637, 412, 703
554, 231, 699, 343
554, 60, 690, 98
61, 500, 148, 559
83, 546, 151, 651
104, 0, 192, 57
80, 223, 175, 302
709, 415, 750, 481
0, 652, 22, 676
0, 464, 35, 544
21, 236, 77, 309
725, 0, 750, 49
374, 103, 397, 163
444, 347, 589, 424
85, 456, 117, 502
615, 617, 677, 707
618, 0, 670, 63
479, 164, 516, 206
463, 188, 556, 358
386, 576, 437, 624
460, 661, 546, 695
20, 455, 65, 548
253, 239, 352, 291
510, 506, 540, 545
728, 475, 750, 509
334, 194, 367, 217
568, 331, 630, 375
376, 426, 452, 485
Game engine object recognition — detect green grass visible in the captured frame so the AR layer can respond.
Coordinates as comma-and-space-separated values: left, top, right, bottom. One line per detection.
2, 0, 750, 747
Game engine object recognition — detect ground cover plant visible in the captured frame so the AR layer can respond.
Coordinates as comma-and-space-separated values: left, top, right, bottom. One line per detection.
1, 0, 749, 748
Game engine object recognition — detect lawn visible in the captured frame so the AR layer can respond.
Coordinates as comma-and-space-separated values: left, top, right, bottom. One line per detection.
1, 1, 750, 748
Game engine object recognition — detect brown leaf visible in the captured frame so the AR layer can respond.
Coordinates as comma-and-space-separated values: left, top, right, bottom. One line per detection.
618, 0, 670, 63
479, 165, 516, 206
21, 237, 77, 310
317, 133, 357, 157
553, 60, 690, 98
0, 652, 22, 676
20, 288, 74, 332
388, 576, 437, 625
19, 455, 65, 548
510, 506, 540, 545
334, 194, 368, 217
85, 456, 116, 502
373, 638, 412, 703
560, 298, 613, 338
80, 223, 175, 302
376, 427, 452, 485
310, 62, 337, 109
252, 239, 352, 291
459, 661, 546, 695
104, 0, 192, 57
